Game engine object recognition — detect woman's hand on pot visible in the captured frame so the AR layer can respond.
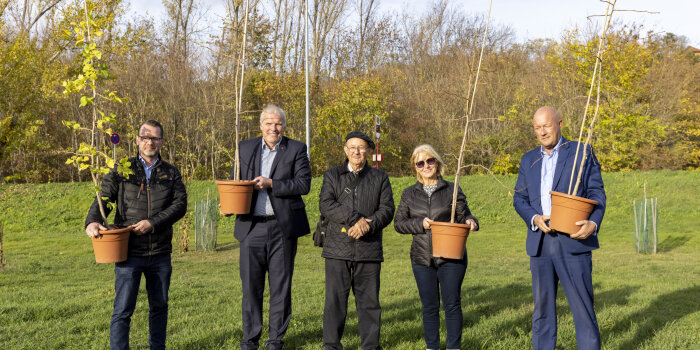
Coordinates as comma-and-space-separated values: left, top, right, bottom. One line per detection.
422, 217, 433, 230
132, 220, 153, 235
466, 219, 478, 231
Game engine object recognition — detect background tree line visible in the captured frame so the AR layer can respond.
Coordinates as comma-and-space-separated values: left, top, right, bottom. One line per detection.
1, 0, 697, 183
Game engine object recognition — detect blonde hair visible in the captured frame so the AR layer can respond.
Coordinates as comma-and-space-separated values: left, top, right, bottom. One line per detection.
410, 144, 446, 184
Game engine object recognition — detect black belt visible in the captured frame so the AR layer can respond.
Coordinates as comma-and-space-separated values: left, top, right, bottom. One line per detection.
253, 215, 276, 222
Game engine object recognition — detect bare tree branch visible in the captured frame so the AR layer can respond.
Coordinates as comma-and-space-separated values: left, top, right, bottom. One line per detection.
458, 163, 513, 193
588, 9, 658, 20
0, 0, 11, 18
28, 0, 63, 32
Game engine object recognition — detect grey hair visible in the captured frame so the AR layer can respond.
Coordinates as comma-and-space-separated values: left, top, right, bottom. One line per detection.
260, 104, 287, 126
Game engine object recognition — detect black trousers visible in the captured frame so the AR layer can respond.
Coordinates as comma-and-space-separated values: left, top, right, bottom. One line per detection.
239, 219, 298, 350
323, 258, 382, 350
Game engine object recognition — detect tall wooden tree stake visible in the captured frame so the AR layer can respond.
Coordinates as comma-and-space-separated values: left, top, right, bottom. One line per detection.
450, 0, 492, 223
568, 0, 616, 195
233, 0, 251, 181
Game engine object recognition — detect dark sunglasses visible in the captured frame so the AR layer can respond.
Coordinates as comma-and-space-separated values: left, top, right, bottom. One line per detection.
415, 158, 436, 168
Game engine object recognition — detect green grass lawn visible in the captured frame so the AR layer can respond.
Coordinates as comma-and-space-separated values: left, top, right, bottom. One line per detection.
0, 170, 698, 349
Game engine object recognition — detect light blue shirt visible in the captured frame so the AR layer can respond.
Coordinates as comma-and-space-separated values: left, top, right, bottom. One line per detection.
540, 137, 562, 216
138, 154, 159, 184
253, 139, 279, 216
531, 137, 562, 230
530, 137, 597, 234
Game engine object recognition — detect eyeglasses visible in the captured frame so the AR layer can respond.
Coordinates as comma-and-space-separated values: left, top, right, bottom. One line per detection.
346, 145, 368, 152
415, 158, 436, 168
139, 136, 162, 143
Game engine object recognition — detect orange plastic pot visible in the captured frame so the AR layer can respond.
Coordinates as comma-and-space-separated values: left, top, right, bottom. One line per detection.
430, 221, 470, 259
215, 180, 255, 215
92, 226, 132, 263
549, 191, 598, 234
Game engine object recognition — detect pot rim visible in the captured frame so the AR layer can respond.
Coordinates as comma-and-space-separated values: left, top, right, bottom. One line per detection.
214, 180, 256, 186
98, 225, 134, 235
430, 221, 471, 229
549, 190, 599, 205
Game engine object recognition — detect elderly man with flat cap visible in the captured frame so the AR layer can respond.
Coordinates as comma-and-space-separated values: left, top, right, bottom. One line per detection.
319, 131, 395, 350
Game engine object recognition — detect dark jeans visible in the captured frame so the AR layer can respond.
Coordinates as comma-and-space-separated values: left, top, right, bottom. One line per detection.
412, 258, 467, 350
239, 219, 298, 350
323, 259, 382, 350
111, 253, 172, 350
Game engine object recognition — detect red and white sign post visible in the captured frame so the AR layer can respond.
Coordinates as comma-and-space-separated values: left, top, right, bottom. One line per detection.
372, 115, 383, 168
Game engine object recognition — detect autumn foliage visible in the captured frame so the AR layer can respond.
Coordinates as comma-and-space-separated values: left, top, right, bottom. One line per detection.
0, 0, 697, 183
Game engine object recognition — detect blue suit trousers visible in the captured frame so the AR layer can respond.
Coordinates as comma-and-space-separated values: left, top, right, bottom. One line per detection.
530, 232, 600, 350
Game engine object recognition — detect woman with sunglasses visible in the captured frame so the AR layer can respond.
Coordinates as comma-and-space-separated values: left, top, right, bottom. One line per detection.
394, 144, 479, 350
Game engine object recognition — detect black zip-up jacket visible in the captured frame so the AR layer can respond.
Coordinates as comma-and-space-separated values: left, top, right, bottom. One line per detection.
85, 155, 187, 257
394, 177, 478, 266
319, 161, 395, 262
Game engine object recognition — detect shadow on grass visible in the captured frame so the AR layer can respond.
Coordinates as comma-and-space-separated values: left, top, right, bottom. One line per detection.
657, 235, 690, 253
380, 295, 427, 345
283, 295, 424, 348
461, 283, 533, 348
458, 283, 639, 349
215, 241, 239, 252
176, 328, 242, 349
603, 285, 700, 349
596, 284, 638, 310
189, 283, 647, 349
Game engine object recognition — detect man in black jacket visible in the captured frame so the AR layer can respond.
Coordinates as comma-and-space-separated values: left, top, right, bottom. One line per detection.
85, 120, 187, 350
320, 131, 395, 350
229, 104, 311, 350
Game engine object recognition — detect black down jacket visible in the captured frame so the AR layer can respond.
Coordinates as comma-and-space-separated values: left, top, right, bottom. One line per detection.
394, 177, 478, 266
85, 155, 188, 257
319, 161, 395, 262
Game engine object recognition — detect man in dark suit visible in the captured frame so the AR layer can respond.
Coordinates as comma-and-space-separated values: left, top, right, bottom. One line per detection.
228, 104, 311, 350
513, 106, 606, 350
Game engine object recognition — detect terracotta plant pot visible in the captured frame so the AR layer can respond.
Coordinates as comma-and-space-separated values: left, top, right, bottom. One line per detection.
92, 226, 132, 263
549, 191, 599, 234
215, 180, 256, 215
430, 221, 470, 259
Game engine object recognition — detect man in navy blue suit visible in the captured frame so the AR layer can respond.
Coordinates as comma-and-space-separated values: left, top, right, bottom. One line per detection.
227, 104, 311, 350
513, 106, 606, 350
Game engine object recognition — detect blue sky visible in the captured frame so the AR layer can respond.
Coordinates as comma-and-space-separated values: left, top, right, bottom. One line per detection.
128, 0, 700, 47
